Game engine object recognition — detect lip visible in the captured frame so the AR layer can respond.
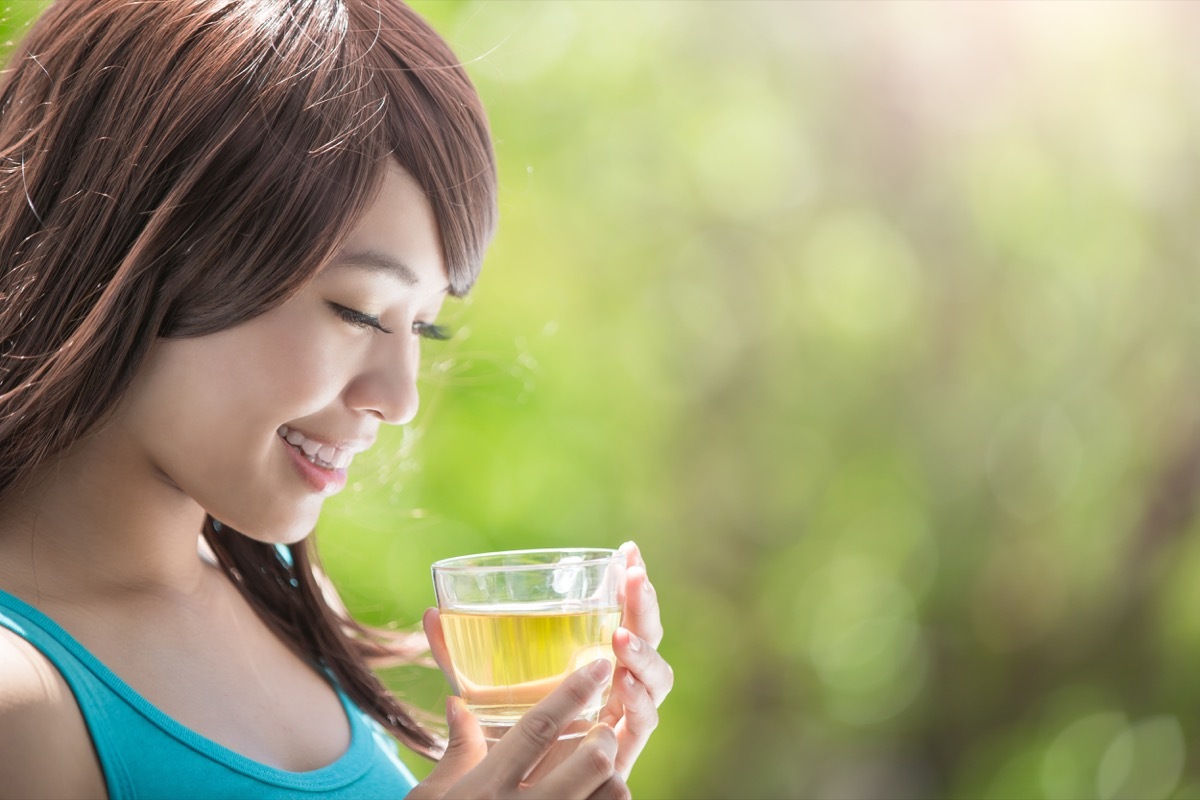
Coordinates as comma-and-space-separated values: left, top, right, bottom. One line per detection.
280, 434, 349, 495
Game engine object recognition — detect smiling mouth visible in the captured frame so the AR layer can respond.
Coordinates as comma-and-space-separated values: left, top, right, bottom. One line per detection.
277, 425, 353, 471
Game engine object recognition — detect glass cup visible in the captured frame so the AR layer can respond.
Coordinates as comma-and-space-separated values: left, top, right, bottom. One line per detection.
431, 548, 626, 740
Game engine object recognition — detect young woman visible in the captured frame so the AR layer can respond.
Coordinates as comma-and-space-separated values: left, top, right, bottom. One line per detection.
0, 1, 672, 798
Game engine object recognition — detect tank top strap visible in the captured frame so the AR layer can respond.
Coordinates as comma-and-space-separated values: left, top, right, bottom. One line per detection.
0, 589, 142, 797
0, 588, 418, 799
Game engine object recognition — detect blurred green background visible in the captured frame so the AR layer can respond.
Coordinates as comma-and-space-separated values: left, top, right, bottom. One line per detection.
8, 1, 1200, 798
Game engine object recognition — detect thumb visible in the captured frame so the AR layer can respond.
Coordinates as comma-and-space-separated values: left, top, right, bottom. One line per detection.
441, 696, 487, 767
416, 697, 487, 797
423, 608, 461, 694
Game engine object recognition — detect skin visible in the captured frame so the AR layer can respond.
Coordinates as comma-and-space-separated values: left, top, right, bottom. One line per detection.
415, 540, 674, 798
0, 166, 672, 799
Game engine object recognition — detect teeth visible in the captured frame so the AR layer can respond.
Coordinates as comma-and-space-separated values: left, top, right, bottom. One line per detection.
276, 425, 353, 472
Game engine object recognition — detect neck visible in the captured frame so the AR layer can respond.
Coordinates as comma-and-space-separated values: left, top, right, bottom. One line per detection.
0, 423, 210, 605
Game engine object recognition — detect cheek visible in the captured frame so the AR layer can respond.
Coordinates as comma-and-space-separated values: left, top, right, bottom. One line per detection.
190, 315, 347, 418
129, 316, 350, 468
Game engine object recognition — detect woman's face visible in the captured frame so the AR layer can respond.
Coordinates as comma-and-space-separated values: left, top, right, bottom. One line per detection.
116, 166, 450, 542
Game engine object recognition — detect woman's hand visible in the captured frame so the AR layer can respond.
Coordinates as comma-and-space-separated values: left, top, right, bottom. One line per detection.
421, 540, 672, 787
599, 541, 673, 778
408, 660, 628, 800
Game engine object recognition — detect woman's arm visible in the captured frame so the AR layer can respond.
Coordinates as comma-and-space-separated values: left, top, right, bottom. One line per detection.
0, 627, 107, 799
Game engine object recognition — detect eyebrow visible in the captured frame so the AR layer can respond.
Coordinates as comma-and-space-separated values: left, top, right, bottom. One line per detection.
329, 250, 419, 286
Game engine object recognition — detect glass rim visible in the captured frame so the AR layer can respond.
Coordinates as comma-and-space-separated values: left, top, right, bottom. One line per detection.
431, 547, 623, 574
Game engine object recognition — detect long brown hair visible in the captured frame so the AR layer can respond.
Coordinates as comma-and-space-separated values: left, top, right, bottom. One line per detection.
0, 0, 496, 758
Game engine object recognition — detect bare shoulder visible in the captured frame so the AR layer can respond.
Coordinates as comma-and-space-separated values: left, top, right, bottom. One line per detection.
0, 625, 107, 799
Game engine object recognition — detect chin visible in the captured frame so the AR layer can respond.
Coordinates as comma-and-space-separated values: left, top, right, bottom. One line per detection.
211, 508, 319, 547
254, 527, 314, 547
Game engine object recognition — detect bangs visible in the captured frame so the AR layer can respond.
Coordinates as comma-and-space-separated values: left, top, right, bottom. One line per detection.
345, 2, 498, 297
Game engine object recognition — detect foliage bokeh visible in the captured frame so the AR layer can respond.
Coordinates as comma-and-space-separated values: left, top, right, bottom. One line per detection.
7, 1, 1200, 797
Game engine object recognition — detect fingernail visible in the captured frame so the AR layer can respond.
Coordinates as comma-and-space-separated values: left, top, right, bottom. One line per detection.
445, 696, 457, 723
590, 659, 613, 681
627, 631, 642, 653
624, 670, 636, 688
642, 578, 654, 597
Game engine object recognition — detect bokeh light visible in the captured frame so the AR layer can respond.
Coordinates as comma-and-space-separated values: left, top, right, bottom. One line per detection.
7, 1, 1200, 797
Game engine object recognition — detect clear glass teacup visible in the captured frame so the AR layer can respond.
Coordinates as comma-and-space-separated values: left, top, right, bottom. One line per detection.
431, 548, 626, 740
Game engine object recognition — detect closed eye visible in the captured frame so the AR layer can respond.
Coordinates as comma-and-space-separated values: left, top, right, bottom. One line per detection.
329, 302, 392, 334
330, 302, 451, 341
414, 321, 452, 341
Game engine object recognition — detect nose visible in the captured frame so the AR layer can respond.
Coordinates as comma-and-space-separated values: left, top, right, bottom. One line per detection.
343, 339, 421, 425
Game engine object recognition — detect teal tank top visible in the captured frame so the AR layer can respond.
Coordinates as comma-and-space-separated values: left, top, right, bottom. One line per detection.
0, 589, 419, 799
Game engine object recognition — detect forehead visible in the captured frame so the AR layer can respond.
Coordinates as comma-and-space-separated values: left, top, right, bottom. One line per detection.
330, 166, 447, 287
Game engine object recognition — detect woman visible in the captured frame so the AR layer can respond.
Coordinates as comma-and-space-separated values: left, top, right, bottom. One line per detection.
0, 1, 672, 798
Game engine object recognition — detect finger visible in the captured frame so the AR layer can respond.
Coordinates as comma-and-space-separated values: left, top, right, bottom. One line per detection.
521, 733, 581, 786
440, 697, 488, 766
409, 697, 487, 799
617, 542, 644, 615
488, 659, 613, 786
607, 667, 658, 778
527, 724, 618, 800
618, 541, 645, 571
598, 683, 624, 729
422, 608, 460, 695
621, 566, 663, 648
596, 662, 635, 730
613, 627, 672, 707
585, 774, 632, 800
